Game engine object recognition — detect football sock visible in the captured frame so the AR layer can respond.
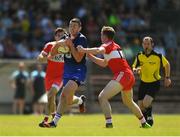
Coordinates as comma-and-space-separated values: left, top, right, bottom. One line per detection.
142, 110, 147, 120
106, 117, 112, 124
53, 113, 62, 125
139, 116, 146, 124
73, 96, 83, 105
146, 106, 152, 117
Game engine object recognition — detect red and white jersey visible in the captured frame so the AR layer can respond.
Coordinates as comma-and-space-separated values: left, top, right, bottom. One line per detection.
101, 41, 131, 74
42, 42, 64, 79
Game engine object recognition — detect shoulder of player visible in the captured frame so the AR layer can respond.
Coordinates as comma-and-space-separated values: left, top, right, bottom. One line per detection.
78, 33, 87, 40
44, 41, 55, 48
135, 51, 143, 57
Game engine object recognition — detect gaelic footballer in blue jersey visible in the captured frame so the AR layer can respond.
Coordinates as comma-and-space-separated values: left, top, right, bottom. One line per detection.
44, 18, 87, 128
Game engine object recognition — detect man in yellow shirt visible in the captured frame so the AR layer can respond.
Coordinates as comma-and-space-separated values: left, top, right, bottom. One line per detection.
132, 36, 171, 126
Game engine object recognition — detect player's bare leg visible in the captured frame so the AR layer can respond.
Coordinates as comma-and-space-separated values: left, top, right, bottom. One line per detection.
48, 80, 78, 127
48, 87, 57, 115
45, 80, 85, 127
98, 80, 122, 128
121, 89, 151, 128
39, 87, 57, 127
138, 95, 154, 126
56, 80, 78, 114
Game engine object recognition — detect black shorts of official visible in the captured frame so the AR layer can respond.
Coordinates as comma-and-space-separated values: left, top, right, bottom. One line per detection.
14, 90, 25, 99
138, 80, 160, 100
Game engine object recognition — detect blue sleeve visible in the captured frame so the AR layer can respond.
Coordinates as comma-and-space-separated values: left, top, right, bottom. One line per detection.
77, 37, 87, 48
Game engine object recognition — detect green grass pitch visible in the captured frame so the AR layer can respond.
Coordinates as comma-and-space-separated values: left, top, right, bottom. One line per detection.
0, 114, 180, 136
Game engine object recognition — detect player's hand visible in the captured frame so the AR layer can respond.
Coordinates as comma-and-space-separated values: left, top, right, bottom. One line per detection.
65, 38, 73, 48
86, 53, 92, 58
77, 45, 85, 53
133, 67, 141, 74
47, 53, 53, 60
164, 77, 171, 87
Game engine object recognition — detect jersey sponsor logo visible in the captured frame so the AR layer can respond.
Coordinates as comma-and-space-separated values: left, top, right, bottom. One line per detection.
149, 61, 156, 65
104, 50, 125, 61
50, 54, 64, 62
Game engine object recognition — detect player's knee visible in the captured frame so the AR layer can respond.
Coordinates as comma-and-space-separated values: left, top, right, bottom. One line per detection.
60, 92, 71, 105
98, 94, 106, 102
123, 98, 133, 107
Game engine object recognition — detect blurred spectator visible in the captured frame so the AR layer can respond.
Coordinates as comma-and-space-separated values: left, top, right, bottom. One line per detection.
0, 0, 178, 60
10, 62, 29, 114
30, 64, 46, 115
0, 41, 4, 57
154, 38, 166, 56
164, 26, 177, 49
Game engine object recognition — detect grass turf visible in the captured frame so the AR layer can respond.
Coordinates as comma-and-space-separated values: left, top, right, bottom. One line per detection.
0, 114, 179, 136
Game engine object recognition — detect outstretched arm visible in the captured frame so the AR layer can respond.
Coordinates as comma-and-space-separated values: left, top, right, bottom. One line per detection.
87, 54, 108, 67
77, 46, 105, 55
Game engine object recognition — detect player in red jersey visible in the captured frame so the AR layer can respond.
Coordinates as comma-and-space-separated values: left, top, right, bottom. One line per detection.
37, 27, 66, 127
77, 26, 151, 128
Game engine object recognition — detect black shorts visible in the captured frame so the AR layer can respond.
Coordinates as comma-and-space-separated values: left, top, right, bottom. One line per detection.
138, 80, 160, 100
14, 90, 25, 99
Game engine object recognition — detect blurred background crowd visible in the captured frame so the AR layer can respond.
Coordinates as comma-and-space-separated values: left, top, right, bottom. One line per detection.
0, 0, 180, 60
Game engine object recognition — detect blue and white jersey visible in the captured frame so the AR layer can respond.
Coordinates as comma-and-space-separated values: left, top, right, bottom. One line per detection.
10, 70, 29, 80
30, 70, 46, 93
10, 70, 29, 93
30, 70, 46, 81
63, 32, 87, 85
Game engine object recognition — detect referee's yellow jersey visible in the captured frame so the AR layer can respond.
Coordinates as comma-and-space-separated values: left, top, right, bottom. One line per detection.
132, 50, 169, 83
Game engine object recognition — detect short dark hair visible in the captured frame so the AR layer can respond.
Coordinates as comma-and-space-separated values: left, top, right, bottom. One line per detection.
143, 36, 154, 46
70, 18, 82, 26
54, 27, 66, 35
101, 26, 115, 40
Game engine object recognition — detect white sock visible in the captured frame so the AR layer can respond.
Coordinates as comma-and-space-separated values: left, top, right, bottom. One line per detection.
106, 117, 112, 124
73, 96, 83, 105
140, 117, 146, 124
53, 113, 62, 125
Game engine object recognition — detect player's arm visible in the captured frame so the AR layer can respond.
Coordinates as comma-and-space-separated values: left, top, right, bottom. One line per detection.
77, 46, 105, 55
162, 56, 171, 87
66, 38, 85, 63
37, 52, 47, 63
132, 55, 141, 74
87, 54, 108, 67
163, 61, 171, 87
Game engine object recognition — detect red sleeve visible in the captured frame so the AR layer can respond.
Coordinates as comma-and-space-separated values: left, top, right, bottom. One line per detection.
101, 42, 121, 54
101, 43, 112, 54
42, 43, 52, 55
